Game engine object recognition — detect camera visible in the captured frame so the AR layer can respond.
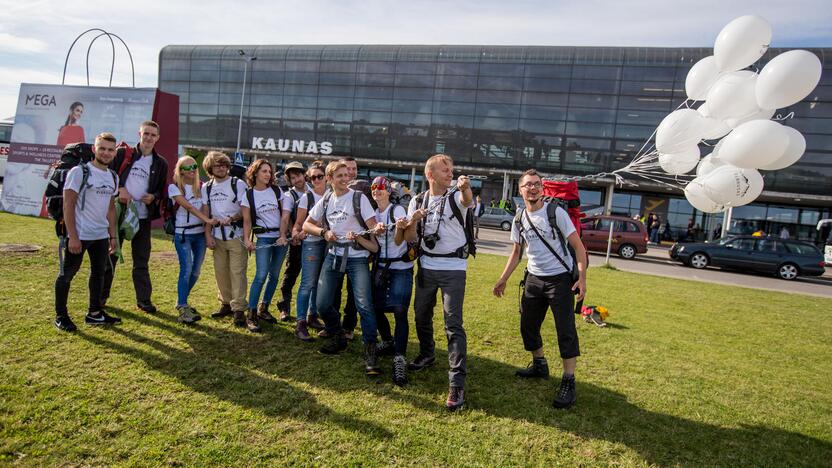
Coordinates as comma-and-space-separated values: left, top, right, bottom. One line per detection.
423, 232, 440, 249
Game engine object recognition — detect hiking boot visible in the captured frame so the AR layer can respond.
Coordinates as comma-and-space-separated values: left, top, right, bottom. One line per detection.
295, 320, 313, 342
177, 305, 201, 324
446, 386, 465, 411
307, 316, 325, 330
319, 332, 348, 355
515, 358, 550, 379
211, 303, 233, 319
364, 343, 382, 376
553, 375, 577, 409
407, 354, 435, 371
233, 309, 246, 328
257, 303, 277, 324
55, 314, 77, 332
279, 310, 293, 322
137, 302, 157, 314
85, 310, 121, 325
246, 308, 261, 333
376, 340, 395, 357
392, 355, 408, 387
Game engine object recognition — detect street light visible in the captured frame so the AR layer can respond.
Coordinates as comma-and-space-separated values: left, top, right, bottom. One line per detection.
235, 49, 257, 158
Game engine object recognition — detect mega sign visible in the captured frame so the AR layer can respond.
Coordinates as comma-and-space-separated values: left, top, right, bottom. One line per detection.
251, 137, 333, 155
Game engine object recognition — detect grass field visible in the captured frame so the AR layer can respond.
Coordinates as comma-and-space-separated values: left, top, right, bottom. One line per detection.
1, 212, 831, 466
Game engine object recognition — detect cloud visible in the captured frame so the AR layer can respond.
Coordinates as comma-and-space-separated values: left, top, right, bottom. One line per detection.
0, 32, 48, 53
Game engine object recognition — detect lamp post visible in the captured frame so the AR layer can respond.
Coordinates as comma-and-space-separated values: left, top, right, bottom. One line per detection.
235, 49, 256, 158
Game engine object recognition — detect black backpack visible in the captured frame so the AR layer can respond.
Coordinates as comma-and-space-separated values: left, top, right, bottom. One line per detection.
414, 189, 477, 259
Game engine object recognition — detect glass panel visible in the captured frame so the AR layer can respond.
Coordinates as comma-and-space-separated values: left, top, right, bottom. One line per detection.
318, 85, 355, 97
479, 63, 525, 76
475, 103, 521, 119
354, 98, 393, 111
393, 100, 432, 113
317, 109, 353, 121
524, 64, 572, 78
432, 114, 473, 127
391, 112, 431, 126
394, 87, 434, 100
356, 86, 393, 99
523, 77, 571, 93
522, 92, 568, 106
622, 66, 676, 81
434, 88, 477, 102
565, 137, 611, 151
474, 116, 518, 131
570, 80, 620, 94
433, 101, 475, 115
435, 74, 478, 89
283, 84, 318, 96
395, 74, 436, 87
566, 122, 614, 138
436, 62, 480, 75
572, 65, 622, 80
477, 90, 522, 104
478, 76, 523, 91
521, 105, 567, 121
615, 125, 656, 140
568, 94, 618, 108
357, 61, 396, 74
618, 95, 673, 111
354, 111, 392, 124
519, 119, 565, 134
317, 97, 353, 109
567, 108, 617, 123
356, 73, 395, 86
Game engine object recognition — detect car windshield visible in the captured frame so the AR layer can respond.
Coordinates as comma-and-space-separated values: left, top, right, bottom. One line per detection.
717, 236, 738, 245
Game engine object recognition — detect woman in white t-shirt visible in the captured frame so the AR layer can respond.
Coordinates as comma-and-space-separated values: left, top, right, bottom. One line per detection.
241, 159, 291, 329
290, 161, 328, 341
168, 156, 217, 324
370, 176, 414, 386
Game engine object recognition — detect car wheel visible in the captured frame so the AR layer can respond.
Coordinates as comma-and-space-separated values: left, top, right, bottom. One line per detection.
500, 221, 511, 231
618, 244, 636, 259
689, 252, 709, 269
777, 263, 799, 280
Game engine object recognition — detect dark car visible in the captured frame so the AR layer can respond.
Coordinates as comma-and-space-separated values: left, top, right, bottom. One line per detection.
580, 215, 649, 259
669, 236, 826, 280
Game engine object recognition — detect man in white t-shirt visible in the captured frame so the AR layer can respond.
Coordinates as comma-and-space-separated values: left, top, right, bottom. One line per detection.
200, 151, 249, 325
54, 133, 121, 331
404, 153, 473, 411
492, 169, 588, 409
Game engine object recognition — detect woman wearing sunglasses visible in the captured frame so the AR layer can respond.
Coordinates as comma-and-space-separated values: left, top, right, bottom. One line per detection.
370, 176, 414, 386
168, 156, 217, 323
290, 161, 328, 341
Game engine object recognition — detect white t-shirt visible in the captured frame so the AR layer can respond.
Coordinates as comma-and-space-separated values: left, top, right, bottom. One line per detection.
510, 202, 576, 277
201, 177, 248, 240
65, 163, 118, 241
407, 190, 470, 271
308, 189, 375, 258
297, 190, 325, 243
376, 204, 413, 270
124, 154, 153, 219
168, 183, 204, 235
240, 187, 293, 239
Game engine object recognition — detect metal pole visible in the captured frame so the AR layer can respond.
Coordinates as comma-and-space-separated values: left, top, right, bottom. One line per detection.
604, 182, 615, 215
235, 58, 249, 155
722, 206, 733, 238
605, 220, 614, 265
410, 167, 416, 190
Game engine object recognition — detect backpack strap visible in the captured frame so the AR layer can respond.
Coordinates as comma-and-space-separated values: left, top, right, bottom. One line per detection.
514, 208, 525, 260
353, 190, 369, 231
116, 144, 134, 180
78, 163, 91, 211
230, 177, 239, 204
205, 180, 214, 218
246, 187, 257, 229
319, 192, 333, 231
306, 191, 314, 211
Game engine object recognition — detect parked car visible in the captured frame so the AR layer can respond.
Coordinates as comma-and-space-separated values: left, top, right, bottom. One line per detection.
669, 236, 826, 280
580, 215, 648, 259
479, 206, 515, 231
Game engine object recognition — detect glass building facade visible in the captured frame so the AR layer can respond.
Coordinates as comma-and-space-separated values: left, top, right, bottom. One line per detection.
159, 45, 832, 243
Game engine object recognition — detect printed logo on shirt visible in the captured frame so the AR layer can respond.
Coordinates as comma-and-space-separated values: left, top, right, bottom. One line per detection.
328, 208, 348, 225
130, 166, 150, 180
211, 190, 231, 203
257, 201, 280, 216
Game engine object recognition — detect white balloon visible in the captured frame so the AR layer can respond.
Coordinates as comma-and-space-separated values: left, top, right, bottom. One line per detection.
713, 15, 772, 72
702, 165, 764, 205
697, 102, 732, 139
696, 153, 726, 177
706, 71, 761, 121
727, 169, 764, 207
686, 56, 722, 100
685, 178, 725, 213
655, 109, 704, 154
724, 107, 775, 129
659, 146, 700, 175
756, 50, 823, 109
717, 120, 790, 169
757, 126, 806, 171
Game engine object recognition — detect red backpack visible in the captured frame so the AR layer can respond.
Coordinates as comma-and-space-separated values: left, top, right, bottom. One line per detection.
542, 180, 585, 237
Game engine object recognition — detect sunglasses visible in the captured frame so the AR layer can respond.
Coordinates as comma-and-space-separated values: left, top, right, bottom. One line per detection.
180, 163, 198, 172
371, 183, 388, 191
310, 174, 325, 181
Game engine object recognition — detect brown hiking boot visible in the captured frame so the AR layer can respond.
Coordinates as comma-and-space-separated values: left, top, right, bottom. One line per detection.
246, 308, 261, 333
307, 316, 325, 330
257, 303, 277, 324
233, 309, 246, 328
211, 303, 233, 319
295, 320, 313, 342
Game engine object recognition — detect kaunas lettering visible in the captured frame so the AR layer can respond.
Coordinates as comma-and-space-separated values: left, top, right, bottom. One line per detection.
251, 137, 333, 155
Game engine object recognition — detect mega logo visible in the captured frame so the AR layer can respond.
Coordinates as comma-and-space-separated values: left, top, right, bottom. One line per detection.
24, 94, 57, 107
251, 137, 333, 155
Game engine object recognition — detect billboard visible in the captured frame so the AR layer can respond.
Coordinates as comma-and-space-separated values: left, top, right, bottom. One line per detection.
0, 84, 158, 216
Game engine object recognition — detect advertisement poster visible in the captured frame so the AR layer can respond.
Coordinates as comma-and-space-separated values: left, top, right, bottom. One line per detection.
0, 84, 156, 216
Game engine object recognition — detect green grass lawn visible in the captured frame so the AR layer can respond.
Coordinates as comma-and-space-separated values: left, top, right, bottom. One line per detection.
1, 212, 831, 466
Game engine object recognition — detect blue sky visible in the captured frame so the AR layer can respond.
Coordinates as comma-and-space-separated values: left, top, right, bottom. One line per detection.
1, 0, 830, 118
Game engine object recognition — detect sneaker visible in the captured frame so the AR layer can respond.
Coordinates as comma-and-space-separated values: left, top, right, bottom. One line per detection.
392, 355, 408, 387
553, 375, 577, 409
307, 316, 325, 330
319, 333, 348, 355
446, 386, 465, 411
177, 306, 201, 324
211, 303, 233, 319
137, 302, 157, 314
257, 303, 277, 324
295, 320, 313, 342
233, 309, 246, 328
515, 358, 550, 379
85, 310, 121, 325
364, 343, 382, 376
279, 310, 293, 322
376, 340, 395, 357
246, 309, 261, 333
407, 354, 435, 371
54, 314, 77, 332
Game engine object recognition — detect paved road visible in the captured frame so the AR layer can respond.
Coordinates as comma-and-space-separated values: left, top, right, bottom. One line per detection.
475, 226, 832, 299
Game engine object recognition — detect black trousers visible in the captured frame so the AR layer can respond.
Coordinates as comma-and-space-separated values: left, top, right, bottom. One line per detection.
276, 242, 302, 312
520, 272, 580, 359
102, 218, 152, 304
55, 238, 110, 316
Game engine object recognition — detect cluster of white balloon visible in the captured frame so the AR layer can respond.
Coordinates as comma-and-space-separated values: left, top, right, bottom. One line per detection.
622, 15, 822, 214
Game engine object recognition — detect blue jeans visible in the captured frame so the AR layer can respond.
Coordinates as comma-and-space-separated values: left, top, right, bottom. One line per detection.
316, 253, 376, 344
174, 233, 207, 307
248, 237, 288, 310
650, 228, 660, 243
296, 240, 327, 322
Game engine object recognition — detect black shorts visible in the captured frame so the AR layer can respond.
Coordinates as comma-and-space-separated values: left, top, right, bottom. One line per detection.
519, 272, 580, 359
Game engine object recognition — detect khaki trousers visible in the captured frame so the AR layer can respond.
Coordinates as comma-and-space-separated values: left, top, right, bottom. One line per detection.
213, 238, 248, 312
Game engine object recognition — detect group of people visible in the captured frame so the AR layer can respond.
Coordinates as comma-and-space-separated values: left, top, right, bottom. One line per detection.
53, 121, 589, 411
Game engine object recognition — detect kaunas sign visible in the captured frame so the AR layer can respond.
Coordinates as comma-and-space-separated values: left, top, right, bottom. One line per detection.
251, 137, 333, 155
